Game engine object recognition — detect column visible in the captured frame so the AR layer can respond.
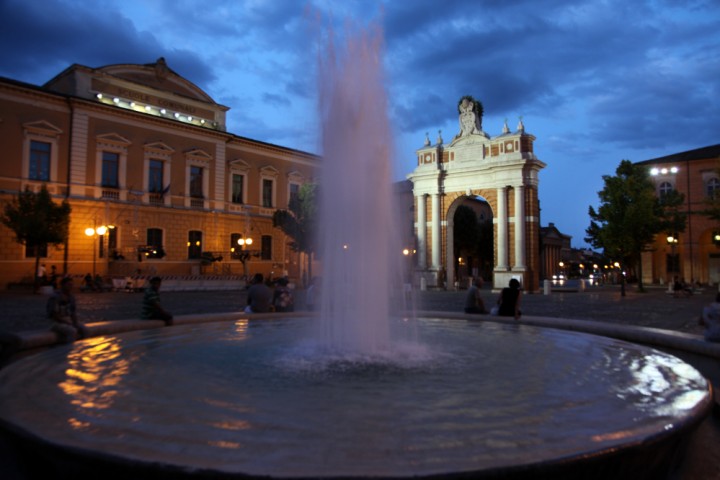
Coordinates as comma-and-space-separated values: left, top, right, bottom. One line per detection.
431, 193, 441, 269
416, 194, 427, 269
513, 185, 526, 270
496, 187, 508, 270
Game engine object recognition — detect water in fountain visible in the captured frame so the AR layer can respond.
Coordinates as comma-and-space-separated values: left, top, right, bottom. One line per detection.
316, 22, 403, 356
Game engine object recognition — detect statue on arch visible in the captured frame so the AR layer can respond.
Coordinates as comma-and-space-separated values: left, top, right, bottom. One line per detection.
457, 95, 484, 138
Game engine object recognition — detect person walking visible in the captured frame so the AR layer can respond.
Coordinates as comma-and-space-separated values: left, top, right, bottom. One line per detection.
140, 277, 173, 325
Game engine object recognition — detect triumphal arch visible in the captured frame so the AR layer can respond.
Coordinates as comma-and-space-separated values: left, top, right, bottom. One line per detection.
407, 97, 546, 292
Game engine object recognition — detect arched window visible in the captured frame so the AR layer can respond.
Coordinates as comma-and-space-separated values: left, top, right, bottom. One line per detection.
707, 178, 720, 198
658, 181, 674, 197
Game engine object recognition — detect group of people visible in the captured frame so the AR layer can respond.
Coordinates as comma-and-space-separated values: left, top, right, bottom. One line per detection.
244, 274, 301, 313
464, 277, 522, 320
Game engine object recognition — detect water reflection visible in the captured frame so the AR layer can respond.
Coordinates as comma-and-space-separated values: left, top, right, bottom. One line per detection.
58, 336, 136, 428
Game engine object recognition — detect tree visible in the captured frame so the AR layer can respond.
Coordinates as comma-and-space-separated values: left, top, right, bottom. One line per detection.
272, 184, 317, 284
1, 186, 71, 289
586, 160, 685, 293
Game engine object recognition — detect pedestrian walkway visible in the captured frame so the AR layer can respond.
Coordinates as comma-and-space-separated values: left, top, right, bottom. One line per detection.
0, 284, 714, 335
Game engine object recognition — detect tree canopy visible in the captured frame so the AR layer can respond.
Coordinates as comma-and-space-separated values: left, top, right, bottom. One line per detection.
1, 186, 71, 280
585, 160, 685, 291
272, 183, 317, 281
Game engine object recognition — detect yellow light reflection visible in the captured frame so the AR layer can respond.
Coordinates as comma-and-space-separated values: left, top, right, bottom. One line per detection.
58, 336, 136, 419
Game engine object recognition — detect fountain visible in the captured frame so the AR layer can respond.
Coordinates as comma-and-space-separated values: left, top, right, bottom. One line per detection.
0, 20, 713, 480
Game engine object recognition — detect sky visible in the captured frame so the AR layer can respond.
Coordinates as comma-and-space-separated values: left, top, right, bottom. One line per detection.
1, 0, 718, 248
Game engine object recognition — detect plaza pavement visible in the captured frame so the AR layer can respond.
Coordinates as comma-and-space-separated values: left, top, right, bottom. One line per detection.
0, 282, 714, 335
0, 282, 719, 479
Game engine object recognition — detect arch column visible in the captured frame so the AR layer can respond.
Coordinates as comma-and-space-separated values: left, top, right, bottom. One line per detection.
416, 194, 427, 269
513, 185, 526, 270
496, 187, 508, 270
431, 193, 441, 269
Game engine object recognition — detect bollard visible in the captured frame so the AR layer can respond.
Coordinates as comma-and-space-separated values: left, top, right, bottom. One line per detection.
420, 276, 427, 291
579, 279, 585, 292
543, 279, 551, 295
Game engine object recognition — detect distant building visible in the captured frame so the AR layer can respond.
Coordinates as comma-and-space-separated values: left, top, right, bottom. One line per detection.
539, 222, 572, 280
0, 58, 319, 287
636, 144, 720, 285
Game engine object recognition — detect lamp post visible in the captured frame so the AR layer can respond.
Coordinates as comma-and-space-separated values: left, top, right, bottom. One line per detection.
235, 235, 253, 279
85, 225, 108, 277
666, 234, 679, 281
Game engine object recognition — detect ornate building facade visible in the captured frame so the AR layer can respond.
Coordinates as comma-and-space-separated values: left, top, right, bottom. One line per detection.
0, 59, 319, 287
407, 98, 545, 292
638, 144, 720, 285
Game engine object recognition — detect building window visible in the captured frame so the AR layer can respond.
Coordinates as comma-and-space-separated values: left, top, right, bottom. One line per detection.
658, 181, 674, 197
102, 151, 120, 188
230, 233, 242, 259
188, 230, 202, 259
261, 235, 272, 260
263, 178, 275, 208
149, 159, 164, 193
108, 227, 120, 259
707, 178, 720, 198
29, 140, 51, 181
289, 183, 300, 206
232, 174, 245, 204
145, 228, 164, 259
190, 166, 204, 198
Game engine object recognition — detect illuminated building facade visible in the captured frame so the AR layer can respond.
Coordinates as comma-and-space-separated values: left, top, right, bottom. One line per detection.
0, 58, 319, 287
637, 144, 720, 285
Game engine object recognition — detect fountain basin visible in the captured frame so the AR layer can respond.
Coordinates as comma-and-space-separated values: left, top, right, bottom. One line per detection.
0, 317, 712, 479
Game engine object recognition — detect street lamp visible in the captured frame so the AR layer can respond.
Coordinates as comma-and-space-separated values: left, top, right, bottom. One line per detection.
85, 225, 108, 277
666, 234, 679, 278
234, 235, 254, 278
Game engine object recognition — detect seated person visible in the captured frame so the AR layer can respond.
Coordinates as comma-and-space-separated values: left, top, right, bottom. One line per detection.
464, 277, 487, 314
496, 278, 522, 320
47, 277, 88, 343
700, 293, 720, 342
141, 277, 173, 325
272, 277, 294, 312
245, 273, 272, 313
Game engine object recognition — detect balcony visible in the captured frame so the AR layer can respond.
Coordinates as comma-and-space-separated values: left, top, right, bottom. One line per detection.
190, 197, 204, 208
149, 193, 164, 205
101, 188, 120, 200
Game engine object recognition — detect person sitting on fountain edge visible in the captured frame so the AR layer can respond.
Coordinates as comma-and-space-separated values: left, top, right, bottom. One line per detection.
245, 273, 272, 313
141, 277, 173, 325
700, 292, 720, 342
464, 277, 488, 314
47, 277, 89, 343
495, 278, 522, 320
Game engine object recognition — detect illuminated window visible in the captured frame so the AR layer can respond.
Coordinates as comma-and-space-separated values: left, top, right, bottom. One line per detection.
188, 230, 202, 259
